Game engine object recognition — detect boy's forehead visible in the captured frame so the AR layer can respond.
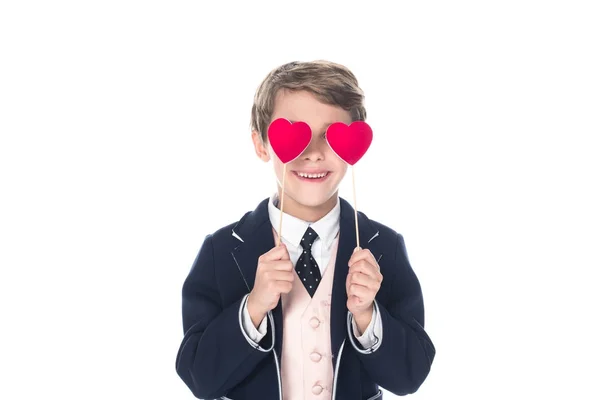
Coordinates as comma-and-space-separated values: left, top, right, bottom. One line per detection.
272, 90, 353, 129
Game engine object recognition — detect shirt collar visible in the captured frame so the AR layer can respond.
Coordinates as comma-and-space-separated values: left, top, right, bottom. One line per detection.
267, 192, 340, 250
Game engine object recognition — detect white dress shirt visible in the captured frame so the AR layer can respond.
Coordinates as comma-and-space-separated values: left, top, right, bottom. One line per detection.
241, 193, 382, 349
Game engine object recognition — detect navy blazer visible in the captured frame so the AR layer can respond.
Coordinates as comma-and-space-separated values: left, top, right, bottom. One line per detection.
176, 197, 435, 399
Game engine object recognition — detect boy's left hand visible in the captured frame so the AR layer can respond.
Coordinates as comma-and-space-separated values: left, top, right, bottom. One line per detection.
346, 247, 383, 320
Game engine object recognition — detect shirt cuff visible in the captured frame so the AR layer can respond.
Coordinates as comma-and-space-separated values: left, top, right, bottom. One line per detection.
241, 295, 268, 344
351, 303, 382, 349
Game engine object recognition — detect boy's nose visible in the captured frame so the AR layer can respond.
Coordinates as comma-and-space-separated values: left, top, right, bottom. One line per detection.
301, 138, 328, 160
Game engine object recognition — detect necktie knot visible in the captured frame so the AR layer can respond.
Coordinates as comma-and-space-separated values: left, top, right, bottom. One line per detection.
300, 226, 318, 249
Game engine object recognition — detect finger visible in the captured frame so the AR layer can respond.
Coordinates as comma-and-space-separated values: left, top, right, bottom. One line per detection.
262, 244, 290, 262
351, 249, 378, 268
272, 260, 294, 271
278, 244, 290, 260
349, 271, 378, 289
349, 260, 381, 280
346, 269, 352, 292
348, 283, 371, 299
349, 294, 366, 306
345, 247, 362, 271
348, 248, 378, 268
275, 281, 293, 294
268, 270, 295, 282
346, 271, 362, 295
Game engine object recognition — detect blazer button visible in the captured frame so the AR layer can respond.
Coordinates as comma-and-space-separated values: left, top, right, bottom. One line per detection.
312, 384, 323, 395
309, 317, 320, 328
310, 352, 322, 362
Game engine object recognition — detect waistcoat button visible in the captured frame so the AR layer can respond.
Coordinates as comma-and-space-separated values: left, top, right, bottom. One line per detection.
309, 317, 320, 328
312, 384, 323, 395
310, 352, 322, 362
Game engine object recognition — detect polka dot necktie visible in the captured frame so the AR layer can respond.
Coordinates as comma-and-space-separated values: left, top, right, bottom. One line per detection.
296, 226, 322, 297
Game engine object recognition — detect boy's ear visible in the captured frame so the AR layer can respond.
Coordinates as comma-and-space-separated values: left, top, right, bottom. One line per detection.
251, 130, 271, 162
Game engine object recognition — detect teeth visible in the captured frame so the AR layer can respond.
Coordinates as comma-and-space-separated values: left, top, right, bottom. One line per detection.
297, 172, 327, 179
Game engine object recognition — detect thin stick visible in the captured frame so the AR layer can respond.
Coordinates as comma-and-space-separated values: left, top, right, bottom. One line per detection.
352, 165, 360, 249
277, 163, 287, 246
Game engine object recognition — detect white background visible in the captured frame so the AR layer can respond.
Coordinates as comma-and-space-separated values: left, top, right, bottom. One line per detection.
1, 1, 599, 399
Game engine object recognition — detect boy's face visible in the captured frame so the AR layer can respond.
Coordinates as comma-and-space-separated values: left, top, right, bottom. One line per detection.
252, 89, 351, 210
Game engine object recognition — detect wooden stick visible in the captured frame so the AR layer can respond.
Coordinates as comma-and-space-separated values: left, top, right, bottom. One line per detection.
277, 163, 287, 246
352, 165, 360, 249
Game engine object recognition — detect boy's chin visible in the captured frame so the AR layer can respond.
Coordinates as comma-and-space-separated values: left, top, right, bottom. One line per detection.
288, 191, 338, 208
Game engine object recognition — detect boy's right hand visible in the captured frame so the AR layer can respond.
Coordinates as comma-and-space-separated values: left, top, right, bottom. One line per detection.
247, 244, 294, 328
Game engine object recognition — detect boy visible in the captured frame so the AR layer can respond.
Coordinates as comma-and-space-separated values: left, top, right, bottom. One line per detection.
175, 60, 435, 400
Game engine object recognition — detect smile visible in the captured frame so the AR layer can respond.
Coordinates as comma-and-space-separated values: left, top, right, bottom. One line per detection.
293, 171, 330, 182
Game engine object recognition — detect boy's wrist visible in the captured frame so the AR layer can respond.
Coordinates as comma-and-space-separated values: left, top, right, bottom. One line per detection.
352, 304, 374, 335
247, 293, 267, 329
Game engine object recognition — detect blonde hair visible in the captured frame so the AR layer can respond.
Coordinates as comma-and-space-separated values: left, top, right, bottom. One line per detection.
250, 60, 367, 144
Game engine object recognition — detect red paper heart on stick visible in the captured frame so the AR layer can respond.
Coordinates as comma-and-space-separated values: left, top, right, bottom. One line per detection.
326, 121, 373, 165
267, 118, 312, 164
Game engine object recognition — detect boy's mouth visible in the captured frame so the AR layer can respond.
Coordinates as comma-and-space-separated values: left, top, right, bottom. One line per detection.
292, 170, 331, 182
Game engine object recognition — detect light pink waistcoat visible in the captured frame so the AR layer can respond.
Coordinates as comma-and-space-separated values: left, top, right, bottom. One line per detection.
273, 228, 339, 400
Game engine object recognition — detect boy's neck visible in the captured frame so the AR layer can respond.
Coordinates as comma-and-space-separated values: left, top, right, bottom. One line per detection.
276, 189, 338, 223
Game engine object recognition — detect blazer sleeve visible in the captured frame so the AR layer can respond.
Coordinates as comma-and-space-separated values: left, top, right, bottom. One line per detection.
175, 234, 273, 399
348, 233, 436, 395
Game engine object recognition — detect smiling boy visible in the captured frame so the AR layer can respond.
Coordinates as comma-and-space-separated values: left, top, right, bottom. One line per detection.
176, 60, 435, 400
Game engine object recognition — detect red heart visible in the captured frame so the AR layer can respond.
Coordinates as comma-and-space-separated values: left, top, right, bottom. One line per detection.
326, 121, 373, 165
267, 118, 312, 164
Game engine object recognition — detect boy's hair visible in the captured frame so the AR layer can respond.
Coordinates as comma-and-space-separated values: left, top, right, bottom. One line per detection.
251, 60, 367, 144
